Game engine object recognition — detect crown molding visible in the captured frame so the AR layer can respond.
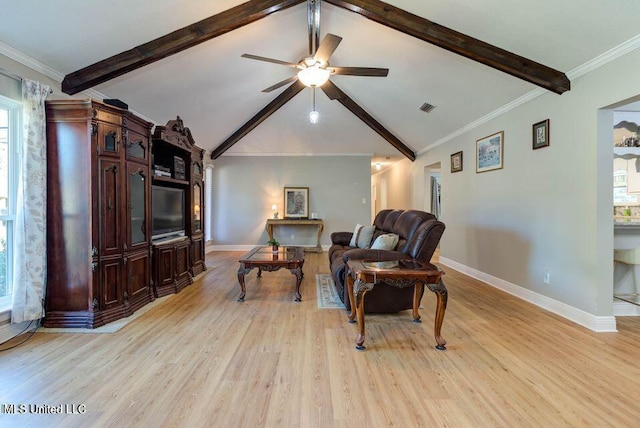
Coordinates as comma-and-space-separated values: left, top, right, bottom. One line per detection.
568, 33, 640, 80
0, 41, 157, 124
419, 34, 640, 155
421, 88, 546, 153
0, 40, 64, 81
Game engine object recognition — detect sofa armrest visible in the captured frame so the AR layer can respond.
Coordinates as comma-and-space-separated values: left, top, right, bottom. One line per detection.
342, 248, 411, 263
331, 231, 353, 246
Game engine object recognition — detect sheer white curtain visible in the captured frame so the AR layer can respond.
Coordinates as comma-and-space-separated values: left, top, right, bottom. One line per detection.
11, 79, 50, 324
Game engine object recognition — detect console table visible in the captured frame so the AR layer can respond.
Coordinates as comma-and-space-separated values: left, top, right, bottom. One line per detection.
346, 259, 447, 351
265, 218, 323, 253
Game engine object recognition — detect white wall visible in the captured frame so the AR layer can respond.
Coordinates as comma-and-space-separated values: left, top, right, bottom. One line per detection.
210, 155, 371, 248
412, 47, 640, 327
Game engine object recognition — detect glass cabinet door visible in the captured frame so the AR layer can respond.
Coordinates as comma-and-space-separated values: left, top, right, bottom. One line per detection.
193, 182, 202, 232
129, 166, 148, 247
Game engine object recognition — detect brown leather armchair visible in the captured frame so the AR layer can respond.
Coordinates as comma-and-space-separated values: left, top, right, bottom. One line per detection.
328, 209, 445, 313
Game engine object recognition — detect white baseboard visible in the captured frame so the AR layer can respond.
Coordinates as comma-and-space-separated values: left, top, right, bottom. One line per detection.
614, 300, 640, 316
439, 257, 618, 333
207, 245, 256, 252
208, 244, 332, 252
0, 320, 35, 344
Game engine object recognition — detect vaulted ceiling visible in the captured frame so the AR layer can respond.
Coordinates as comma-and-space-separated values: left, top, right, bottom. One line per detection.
2, 0, 640, 166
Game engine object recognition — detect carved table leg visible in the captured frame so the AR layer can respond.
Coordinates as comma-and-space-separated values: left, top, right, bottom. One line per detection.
237, 264, 251, 302
291, 266, 303, 302
347, 272, 357, 323
412, 283, 425, 323
427, 278, 448, 350
316, 223, 323, 253
354, 279, 373, 351
257, 268, 262, 278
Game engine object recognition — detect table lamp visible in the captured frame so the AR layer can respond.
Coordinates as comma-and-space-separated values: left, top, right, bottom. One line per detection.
272, 204, 279, 219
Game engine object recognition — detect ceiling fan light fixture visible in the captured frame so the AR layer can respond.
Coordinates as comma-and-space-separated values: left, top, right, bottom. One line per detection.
309, 110, 320, 124
298, 64, 331, 88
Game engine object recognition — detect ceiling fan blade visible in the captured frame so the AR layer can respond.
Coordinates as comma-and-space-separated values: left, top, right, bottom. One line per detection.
262, 76, 299, 93
329, 67, 389, 77
313, 33, 342, 64
320, 80, 342, 100
241, 54, 299, 68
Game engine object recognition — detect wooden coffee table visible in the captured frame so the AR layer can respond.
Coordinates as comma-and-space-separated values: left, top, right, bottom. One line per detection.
237, 246, 305, 302
346, 259, 447, 351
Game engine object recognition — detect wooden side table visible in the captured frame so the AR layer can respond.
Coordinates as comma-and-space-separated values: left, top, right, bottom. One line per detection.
346, 259, 447, 351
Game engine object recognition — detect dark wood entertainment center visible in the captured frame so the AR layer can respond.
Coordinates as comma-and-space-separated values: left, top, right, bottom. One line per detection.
151, 116, 207, 296
44, 100, 205, 328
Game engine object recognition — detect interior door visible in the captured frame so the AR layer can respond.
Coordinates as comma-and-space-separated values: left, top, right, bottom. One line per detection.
98, 159, 123, 257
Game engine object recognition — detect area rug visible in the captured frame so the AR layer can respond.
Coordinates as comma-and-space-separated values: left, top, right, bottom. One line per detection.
38, 295, 172, 334
316, 274, 345, 309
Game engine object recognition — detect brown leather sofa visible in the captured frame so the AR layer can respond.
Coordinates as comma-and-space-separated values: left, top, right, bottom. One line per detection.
328, 209, 445, 313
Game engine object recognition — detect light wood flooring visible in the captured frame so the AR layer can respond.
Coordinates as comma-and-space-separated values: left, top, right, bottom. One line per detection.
1, 251, 640, 427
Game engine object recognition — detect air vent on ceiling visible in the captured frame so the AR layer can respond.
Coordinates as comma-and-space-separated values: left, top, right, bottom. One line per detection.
419, 102, 436, 113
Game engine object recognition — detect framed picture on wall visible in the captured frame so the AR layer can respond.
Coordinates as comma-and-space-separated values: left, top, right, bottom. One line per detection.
284, 187, 309, 218
532, 119, 550, 149
476, 131, 504, 173
451, 151, 463, 173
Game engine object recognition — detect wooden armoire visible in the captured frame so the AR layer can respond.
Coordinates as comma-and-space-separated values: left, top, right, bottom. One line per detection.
44, 99, 155, 328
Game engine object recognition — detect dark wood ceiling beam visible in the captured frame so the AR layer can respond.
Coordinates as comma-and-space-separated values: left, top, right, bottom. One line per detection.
321, 80, 415, 161
62, 0, 306, 94
210, 80, 306, 159
324, 0, 570, 94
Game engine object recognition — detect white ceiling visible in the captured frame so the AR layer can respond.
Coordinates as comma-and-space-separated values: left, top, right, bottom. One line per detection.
2, 0, 640, 164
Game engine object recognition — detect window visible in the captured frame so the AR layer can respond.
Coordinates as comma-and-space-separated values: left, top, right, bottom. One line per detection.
0, 95, 21, 310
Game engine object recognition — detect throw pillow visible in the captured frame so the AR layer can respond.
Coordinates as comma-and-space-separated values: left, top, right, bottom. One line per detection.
349, 223, 375, 248
370, 233, 399, 251
349, 223, 363, 247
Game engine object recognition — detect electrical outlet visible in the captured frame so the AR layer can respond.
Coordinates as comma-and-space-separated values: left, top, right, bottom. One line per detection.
362, 198, 367, 204
543, 269, 550, 284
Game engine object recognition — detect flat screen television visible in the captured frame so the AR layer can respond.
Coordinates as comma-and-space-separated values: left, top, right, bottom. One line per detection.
152, 185, 185, 240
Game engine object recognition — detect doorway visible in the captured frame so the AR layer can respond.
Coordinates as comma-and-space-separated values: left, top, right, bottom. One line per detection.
424, 163, 441, 218
610, 98, 640, 315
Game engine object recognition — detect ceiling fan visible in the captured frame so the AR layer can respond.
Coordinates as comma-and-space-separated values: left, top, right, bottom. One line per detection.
241, 0, 389, 97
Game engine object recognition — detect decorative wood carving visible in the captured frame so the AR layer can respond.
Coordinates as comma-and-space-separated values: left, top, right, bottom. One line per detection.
153, 116, 196, 150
